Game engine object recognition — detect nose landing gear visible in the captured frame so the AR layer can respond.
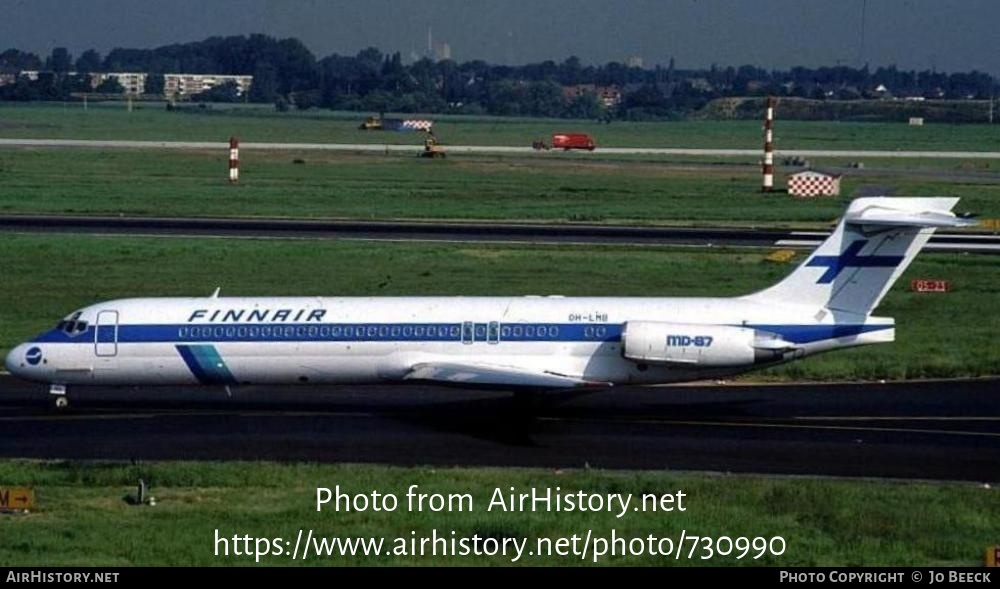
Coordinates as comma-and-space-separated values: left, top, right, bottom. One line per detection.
49, 384, 69, 410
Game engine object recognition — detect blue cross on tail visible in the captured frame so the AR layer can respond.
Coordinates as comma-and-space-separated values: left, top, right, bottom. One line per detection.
805, 240, 904, 284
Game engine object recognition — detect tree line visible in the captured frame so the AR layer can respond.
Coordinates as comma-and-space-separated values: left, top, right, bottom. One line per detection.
0, 34, 995, 120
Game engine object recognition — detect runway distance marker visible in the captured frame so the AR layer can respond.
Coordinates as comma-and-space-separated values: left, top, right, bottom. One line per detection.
910, 279, 950, 293
0, 487, 35, 512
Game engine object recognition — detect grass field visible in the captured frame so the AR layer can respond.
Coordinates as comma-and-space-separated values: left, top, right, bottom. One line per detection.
2, 102, 1000, 150
0, 460, 995, 566
2, 148, 999, 224
3, 233, 998, 381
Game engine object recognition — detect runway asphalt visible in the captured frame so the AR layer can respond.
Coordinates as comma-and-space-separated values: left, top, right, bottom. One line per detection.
2, 138, 1000, 159
2, 374, 998, 482
3, 214, 999, 253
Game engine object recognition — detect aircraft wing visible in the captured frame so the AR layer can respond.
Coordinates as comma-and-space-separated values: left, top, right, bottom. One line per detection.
403, 362, 612, 389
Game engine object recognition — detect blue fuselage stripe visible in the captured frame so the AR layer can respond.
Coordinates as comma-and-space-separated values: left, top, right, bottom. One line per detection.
29, 322, 891, 346
176, 344, 238, 385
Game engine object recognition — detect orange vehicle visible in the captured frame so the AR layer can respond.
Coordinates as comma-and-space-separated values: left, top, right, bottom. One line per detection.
551, 133, 596, 151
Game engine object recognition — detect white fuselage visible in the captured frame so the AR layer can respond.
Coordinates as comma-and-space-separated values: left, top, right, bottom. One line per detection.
5, 295, 893, 388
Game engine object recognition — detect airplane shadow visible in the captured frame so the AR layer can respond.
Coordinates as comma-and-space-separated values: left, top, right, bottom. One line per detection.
0, 381, 769, 448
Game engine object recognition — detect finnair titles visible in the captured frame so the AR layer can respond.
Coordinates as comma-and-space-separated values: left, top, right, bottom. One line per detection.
5, 197, 973, 408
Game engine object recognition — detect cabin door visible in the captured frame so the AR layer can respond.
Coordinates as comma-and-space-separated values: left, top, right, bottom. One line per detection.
95, 310, 119, 357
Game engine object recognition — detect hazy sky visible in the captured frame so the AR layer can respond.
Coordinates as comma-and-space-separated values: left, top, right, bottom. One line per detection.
2, 0, 998, 75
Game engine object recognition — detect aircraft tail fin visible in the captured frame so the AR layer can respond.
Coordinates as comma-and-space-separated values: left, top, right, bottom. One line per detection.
743, 197, 972, 316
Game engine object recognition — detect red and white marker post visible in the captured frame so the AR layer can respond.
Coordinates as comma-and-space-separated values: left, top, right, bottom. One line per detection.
762, 97, 775, 193
228, 136, 239, 183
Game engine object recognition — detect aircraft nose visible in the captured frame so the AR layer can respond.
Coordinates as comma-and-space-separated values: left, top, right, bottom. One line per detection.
5, 344, 32, 376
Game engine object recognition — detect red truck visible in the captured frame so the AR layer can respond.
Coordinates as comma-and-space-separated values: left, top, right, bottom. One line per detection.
551, 133, 596, 151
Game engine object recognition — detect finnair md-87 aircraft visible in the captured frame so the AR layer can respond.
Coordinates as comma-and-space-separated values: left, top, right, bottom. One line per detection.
6, 197, 971, 408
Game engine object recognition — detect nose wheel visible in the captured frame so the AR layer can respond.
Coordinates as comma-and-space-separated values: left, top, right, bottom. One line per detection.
49, 384, 69, 410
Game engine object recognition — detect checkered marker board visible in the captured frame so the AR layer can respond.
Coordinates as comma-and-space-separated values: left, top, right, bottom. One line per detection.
400, 120, 434, 131
788, 174, 840, 197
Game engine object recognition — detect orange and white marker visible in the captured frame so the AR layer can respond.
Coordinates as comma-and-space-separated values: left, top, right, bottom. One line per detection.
762, 97, 775, 192
229, 136, 239, 183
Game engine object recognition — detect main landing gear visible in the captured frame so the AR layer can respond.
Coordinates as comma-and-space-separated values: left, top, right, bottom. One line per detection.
49, 384, 69, 410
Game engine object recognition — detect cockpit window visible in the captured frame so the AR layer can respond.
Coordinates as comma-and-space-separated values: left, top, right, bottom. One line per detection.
56, 311, 87, 336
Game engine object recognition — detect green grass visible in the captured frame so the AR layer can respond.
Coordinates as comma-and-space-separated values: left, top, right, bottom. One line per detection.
0, 460, 995, 566
2, 148, 999, 224
2, 102, 1000, 150
3, 234, 999, 380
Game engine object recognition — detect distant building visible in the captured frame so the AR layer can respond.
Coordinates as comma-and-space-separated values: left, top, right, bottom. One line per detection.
434, 42, 451, 61
562, 84, 622, 108
626, 55, 644, 68
687, 77, 713, 92
163, 73, 253, 98
18, 70, 251, 97
90, 72, 147, 95
872, 84, 892, 99
426, 26, 452, 62
787, 170, 842, 198
17, 70, 146, 94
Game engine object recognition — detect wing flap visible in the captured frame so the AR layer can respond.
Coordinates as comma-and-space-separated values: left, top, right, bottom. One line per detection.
404, 362, 612, 389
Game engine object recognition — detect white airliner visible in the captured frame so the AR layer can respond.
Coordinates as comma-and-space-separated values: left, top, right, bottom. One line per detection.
5, 197, 972, 408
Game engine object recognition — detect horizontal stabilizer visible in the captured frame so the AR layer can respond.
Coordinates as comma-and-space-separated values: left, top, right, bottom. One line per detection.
404, 362, 611, 388
844, 197, 975, 228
